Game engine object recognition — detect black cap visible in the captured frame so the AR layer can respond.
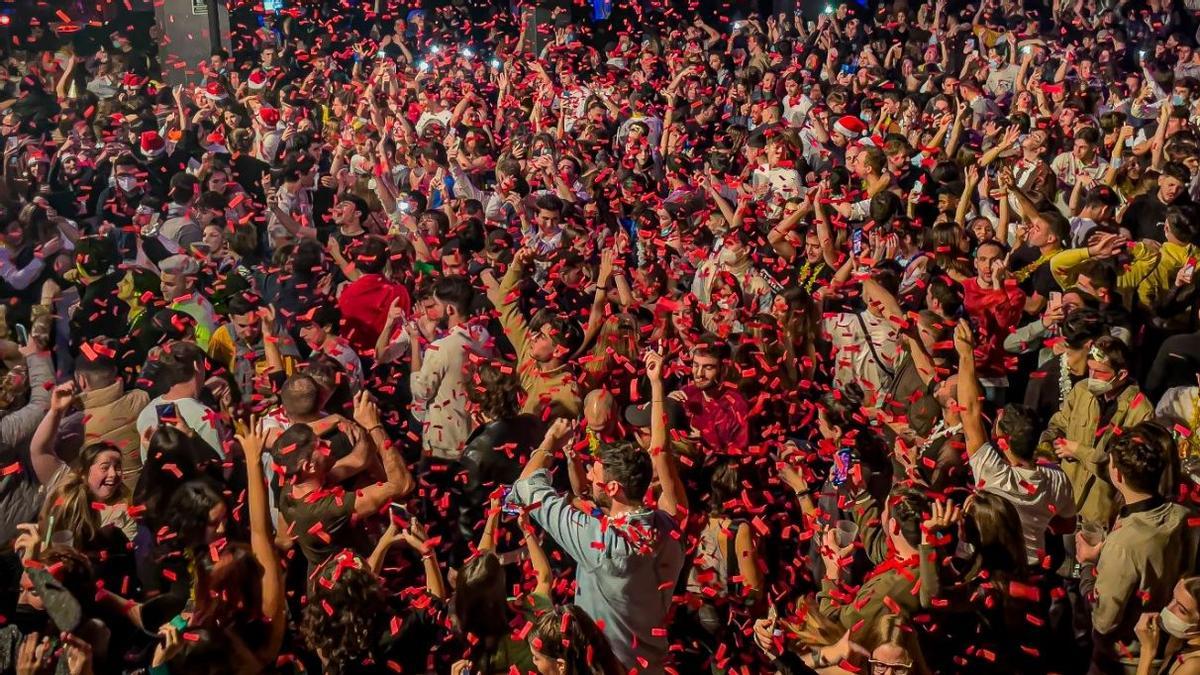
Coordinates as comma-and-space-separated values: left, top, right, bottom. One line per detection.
624, 398, 688, 430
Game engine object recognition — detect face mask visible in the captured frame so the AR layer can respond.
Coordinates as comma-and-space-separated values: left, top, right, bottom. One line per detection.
1086, 377, 1114, 396
1173, 94, 1186, 106
860, 110, 873, 123
717, 247, 744, 267
112, 39, 122, 49
116, 176, 138, 192
12, 603, 49, 635
989, 58, 1002, 69
1161, 608, 1197, 638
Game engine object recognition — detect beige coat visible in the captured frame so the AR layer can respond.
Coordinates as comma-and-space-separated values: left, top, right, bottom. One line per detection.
60, 381, 150, 489
1040, 382, 1153, 525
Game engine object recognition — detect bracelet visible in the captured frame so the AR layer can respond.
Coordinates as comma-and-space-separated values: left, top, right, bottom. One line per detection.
366, 425, 385, 435
794, 488, 813, 497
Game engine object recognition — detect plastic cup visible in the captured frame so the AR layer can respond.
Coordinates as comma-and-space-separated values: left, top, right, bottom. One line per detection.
49, 530, 74, 549
834, 520, 859, 548
1080, 522, 1106, 547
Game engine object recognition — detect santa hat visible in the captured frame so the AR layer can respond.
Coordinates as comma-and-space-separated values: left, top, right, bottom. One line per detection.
247, 70, 269, 90
258, 106, 280, 127
122, 72, 148, 88
857, 133, 885, 148
139, 131, 165, 157
833, 115, 866, 139
204, 81, 227, 101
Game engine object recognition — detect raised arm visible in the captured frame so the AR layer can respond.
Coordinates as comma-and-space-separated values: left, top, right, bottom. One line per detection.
645, 350, 687, 518
29, 382, 73, 486
953, 321, 988, 457
236, 420, 286, 665
351, 392, 416, 517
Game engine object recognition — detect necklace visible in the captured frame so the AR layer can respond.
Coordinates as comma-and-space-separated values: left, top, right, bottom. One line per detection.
1014, 249, 1057, 283
1059, 353, 1074, 403
797, 260, 827, 293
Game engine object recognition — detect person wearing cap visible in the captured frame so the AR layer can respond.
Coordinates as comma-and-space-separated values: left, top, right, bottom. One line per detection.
254, 106, 284, 163
159, 254, 218, 350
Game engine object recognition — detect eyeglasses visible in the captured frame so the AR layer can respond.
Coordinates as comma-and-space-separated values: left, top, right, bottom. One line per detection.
870, 660, 912, 675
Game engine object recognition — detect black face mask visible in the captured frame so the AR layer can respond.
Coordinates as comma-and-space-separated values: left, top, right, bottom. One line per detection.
12, 603, 50, 635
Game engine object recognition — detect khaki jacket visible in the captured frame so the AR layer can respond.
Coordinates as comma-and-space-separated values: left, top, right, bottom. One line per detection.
59, 381, 150, 489
1088, 501, 1198, 667
497, 263, 581, 419
1040, 382, 1153, 525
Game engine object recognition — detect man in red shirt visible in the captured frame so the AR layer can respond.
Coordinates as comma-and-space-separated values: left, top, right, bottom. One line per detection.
673, 336, 750, 454
336, 236, 411, 357
961, 240, 1025, 401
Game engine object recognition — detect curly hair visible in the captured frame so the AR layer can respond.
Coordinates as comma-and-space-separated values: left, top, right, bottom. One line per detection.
300, 554, 387, 675
465, 358, 524, 421
529, 605, 623, 675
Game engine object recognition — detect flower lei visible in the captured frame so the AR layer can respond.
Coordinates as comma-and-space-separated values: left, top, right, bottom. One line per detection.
1059, 353, 1073, 404
1013, 250, 1056, 283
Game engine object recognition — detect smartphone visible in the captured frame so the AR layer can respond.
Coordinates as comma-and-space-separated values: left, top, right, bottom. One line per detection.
1182, 257, 1197, 279
389, 502, 413, 526
500, 485, 522, 517
831, 447, 854, 486
1049, 291, 1063, 306
13, 323, 27, 344
155, 402, 178, 423
966, 38, 976, 51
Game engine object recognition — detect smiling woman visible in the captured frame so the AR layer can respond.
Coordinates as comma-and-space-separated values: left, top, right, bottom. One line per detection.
37, 441, 136, 546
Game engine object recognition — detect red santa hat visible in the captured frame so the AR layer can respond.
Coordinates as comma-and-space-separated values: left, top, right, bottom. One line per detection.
247, 70, 269, 90
258, 106, 280, 127
139, 131, 165, 156
832, 115, 866, 139
204, 81, 227, 101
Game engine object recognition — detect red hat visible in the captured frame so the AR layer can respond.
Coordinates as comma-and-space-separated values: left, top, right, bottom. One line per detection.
122, 72, 148, 87
833, 115, 866, 139
258, 106, 280, 127
247, 70, 268, 90
204, 81, 226, 101
139, 130, 165, 154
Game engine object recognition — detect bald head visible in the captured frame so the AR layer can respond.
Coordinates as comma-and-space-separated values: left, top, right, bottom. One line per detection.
584, 389, 615, 432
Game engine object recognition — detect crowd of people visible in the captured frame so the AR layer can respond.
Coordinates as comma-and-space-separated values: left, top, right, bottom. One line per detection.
3, 0, 1200, 672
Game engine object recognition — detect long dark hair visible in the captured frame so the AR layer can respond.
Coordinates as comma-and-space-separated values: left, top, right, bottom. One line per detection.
454, 552, 509, 660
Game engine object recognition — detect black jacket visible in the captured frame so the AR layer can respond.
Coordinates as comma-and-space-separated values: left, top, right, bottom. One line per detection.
454, 415, 544, 561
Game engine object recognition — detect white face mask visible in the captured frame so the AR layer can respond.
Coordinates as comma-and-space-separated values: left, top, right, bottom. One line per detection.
1085, 377, 1115, 396
115, 176, 138, 192
1161, 607, 1197, 639
717, 246, 745, 267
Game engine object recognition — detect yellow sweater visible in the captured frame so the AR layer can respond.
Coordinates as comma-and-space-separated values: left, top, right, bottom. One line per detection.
1049, 241, 1197, 309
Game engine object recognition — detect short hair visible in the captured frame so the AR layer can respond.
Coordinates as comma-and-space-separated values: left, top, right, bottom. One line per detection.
1076, 127, 1102, 146
927, 277, 964, 316
353, 236, 389, 274
692, 333, 731, 362
157, 341, 204, 387
227, 292, 260, 317
1060, 308, 1106, 348
1090, 335, 1131, 374
307, 304, 341, 333
281, 373, 320, 418
273, 423, 319, 477
534, 193, 564, 214
341, 195, 370, 222
996, 404, 1039, 461
1162, 160, 1193, 186
433, 275, 475, 317
1038, 210, 1071, 245
529, 311, 584, 356
598, 441, 654, 501
1166, 203, 1200, 245
195, 191, 227, 213
76, 340, 119, 389
887, 487, 931, 549
1110, 427, 1168, 495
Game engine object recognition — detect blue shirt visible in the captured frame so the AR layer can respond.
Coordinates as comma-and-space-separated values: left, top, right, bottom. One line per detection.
510, 469, 683, 674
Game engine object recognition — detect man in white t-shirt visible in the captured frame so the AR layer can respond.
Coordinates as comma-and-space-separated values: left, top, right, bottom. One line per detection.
135, 342, 228, 461
955, 320, 1076, 563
